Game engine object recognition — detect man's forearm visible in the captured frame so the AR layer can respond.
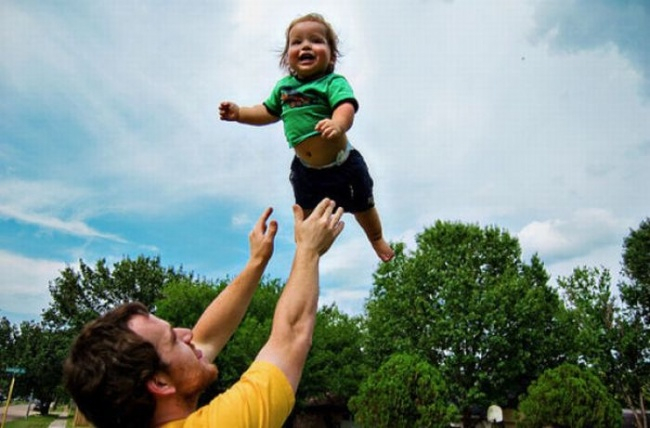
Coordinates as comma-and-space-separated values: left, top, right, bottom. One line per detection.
192, 206, 277, 361
255, 247, 320, 392
273, 248, 320, 335
255, 199, 343, 392
193, 256, 269, 361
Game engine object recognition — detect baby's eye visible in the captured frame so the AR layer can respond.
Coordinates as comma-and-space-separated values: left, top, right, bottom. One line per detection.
290, 38, 302, 46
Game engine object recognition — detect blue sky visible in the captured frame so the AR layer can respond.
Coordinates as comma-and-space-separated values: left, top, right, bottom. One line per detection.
1, 0, 649, 324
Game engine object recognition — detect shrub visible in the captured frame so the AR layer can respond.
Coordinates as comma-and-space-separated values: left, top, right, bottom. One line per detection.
517, 363, 621, 428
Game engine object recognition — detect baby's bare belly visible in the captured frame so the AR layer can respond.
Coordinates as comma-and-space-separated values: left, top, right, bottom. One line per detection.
294, 134, 348, 167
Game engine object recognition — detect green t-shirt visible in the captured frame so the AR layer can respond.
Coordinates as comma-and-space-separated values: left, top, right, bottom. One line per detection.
263, 73, 359, 148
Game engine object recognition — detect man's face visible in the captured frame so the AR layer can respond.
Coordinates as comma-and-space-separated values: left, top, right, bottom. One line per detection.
128, 314, 218, 398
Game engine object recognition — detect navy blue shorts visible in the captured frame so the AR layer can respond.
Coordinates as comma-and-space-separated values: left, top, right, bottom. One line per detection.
289, 149, 375, 213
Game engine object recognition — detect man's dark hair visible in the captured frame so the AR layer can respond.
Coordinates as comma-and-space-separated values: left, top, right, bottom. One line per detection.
64, 302, 167, 428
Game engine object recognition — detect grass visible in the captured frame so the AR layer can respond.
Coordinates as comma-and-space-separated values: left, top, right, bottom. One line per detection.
3, 407, 72, 428
3, 414, 59, 428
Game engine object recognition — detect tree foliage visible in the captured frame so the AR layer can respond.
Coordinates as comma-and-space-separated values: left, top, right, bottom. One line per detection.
9, 321, 70, 415
517, 363, 621, 428
43, 256, 183, 332
620, 217, 650, 328
557, 267, 618, 375
155, 277, 366, 412
0, 317, 17, 397
156, 277, 224, 328
621, 217, 650, 316
153, 275, 282, 402
0, 317, 14, 368
300, 305, 366, 405
617, 217, 650, 426
209, 280, 281, 395
349, 353, 458, 428
364, 221, 568, 423
17, 218, 647, 424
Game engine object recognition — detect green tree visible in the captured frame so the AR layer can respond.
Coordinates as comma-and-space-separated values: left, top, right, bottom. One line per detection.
349, 353, 458, 428
557, 267, 618, 376
364, 222, 567, 425
43, 256, 183, 331
0, 317, 18, 397
299, 305, 366, 405
0, 317, 14, 369
203, 280, 280, 398
556, 266, 648, 422
621, 218, 650, 324
156, 277, 223, 328
10, 321, 70, 415
154, 276, 282, 402
517, 363, 621, 428
157, 277, 367, 414
618, 218, 650, 427
614, 316, 649, 428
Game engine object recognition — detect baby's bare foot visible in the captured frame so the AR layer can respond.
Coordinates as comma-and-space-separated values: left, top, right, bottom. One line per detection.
371, 238, 395, 262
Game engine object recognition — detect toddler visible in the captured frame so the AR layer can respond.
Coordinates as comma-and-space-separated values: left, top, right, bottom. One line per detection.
220, 13, 394, 262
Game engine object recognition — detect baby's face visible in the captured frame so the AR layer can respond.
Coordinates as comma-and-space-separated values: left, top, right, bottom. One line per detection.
287, 20, 333, 79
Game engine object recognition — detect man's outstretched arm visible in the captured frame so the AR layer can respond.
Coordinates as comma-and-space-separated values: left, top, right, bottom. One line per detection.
192, 207, 278, 362
256, 198, 344, 392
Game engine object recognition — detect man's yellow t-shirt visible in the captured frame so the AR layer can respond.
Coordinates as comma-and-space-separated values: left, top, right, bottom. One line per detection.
161, 361, 295, 428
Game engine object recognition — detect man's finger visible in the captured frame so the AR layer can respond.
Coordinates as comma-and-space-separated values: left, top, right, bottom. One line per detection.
292, 204, 305, 223
331, 206, 344, 226
266, 220, 278, 238
312, 198, 333, 218
257, 207, 273, 227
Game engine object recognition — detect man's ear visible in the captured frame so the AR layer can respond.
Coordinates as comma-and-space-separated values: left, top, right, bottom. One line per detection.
146, 374, 176, 396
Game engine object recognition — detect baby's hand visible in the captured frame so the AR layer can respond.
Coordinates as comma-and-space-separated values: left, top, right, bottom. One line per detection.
315, 119, 342, 139
219, 101, 240, 121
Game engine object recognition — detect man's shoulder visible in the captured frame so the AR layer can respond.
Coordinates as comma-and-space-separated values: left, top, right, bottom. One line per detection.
163, 361, 295, 428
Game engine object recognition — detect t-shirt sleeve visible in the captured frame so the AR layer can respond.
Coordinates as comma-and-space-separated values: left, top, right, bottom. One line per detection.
328, 75, 359, 112
178, 361, 295, 428
263, 82, 282, 117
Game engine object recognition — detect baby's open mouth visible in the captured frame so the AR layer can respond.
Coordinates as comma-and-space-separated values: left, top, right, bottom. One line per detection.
299, 53, 315, 61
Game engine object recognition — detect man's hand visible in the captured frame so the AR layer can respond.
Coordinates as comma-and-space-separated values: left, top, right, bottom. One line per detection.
191, 207, 278, 361
293, 198, 344, 256
219, 101, 240, 121
249, 207, 278, 265
254, 198, 344, 391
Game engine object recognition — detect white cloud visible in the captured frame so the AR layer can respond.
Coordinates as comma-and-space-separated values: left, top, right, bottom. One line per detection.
531, 0, 650, 96
0, 205, 124, 242
0, 179, 125, 241
518, 209, 626, 263
1, 0, 649, 324
0, 250, 64, 321
231, 213, 253, 228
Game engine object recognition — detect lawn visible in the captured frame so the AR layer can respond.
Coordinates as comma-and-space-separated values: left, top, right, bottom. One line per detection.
3, 414, 58, 428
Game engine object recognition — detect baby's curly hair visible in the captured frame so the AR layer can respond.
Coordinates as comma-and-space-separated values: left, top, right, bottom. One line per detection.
279, 13, 341, 76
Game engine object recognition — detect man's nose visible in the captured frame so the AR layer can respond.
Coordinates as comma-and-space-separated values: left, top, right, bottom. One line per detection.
175, 328, 193, 342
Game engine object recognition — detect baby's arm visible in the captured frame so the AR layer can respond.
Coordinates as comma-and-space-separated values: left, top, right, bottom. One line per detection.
219, 101, 279, 126
314, 102, 355, 139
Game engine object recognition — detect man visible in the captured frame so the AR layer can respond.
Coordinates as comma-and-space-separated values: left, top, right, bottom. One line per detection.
64, 198, 345, 428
